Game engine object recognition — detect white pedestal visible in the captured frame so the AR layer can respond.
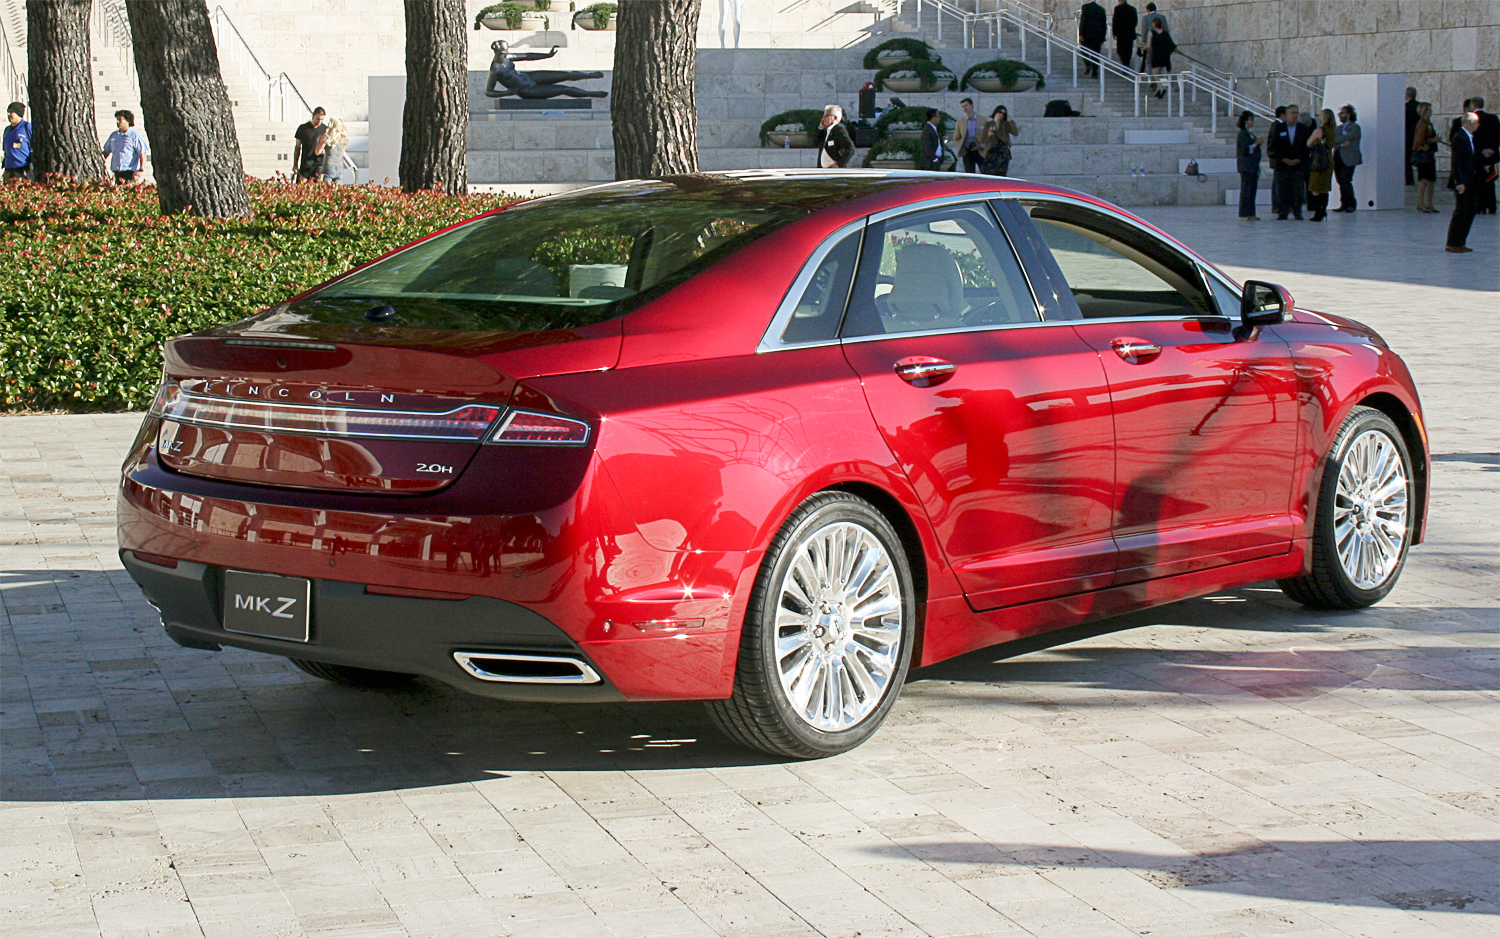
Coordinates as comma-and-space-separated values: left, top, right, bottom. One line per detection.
367, 76, 406, 188
1320, 73, 1407, 210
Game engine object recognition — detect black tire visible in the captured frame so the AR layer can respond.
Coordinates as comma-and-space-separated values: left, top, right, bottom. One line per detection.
289, 658, 416, 688
1278, 406, 1414, 609
706, 492, 916, 759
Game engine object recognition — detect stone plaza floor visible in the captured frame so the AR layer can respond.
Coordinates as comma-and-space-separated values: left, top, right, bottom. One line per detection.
1, 206, 1496, 938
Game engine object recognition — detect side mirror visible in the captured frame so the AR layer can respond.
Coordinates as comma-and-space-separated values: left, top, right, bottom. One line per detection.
1240, 280, 1292, 327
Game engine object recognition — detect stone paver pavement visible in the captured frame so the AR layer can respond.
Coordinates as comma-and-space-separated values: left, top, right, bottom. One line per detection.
2, 207, 1496, 937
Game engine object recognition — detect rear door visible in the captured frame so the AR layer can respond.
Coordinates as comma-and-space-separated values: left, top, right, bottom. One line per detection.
1013, 198, 1299, 583
839, 200, 1118, 610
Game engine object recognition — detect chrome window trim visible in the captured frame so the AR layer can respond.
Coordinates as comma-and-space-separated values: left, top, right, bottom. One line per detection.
757, 218, 868, 353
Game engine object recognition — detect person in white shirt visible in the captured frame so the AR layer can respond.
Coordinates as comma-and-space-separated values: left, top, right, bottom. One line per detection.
101, 110, 149, 185
816, 105, 853, 168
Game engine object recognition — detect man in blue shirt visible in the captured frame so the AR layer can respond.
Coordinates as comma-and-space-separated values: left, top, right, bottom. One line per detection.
4, 102, 31, 181
102, 109, 150, 184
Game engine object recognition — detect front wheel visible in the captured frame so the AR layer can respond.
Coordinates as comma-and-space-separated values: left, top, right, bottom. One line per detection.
1279, 406, 1414, 609
706, 492, 916, 759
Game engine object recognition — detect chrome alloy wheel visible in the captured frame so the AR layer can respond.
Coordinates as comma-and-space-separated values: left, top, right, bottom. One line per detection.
774, 521, 904, 732
1334, 429, 1410, 591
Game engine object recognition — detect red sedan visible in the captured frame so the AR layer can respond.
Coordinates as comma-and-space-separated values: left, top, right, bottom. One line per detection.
118, 171, 1427, 758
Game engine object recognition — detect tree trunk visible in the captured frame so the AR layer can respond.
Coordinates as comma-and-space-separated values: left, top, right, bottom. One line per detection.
26, 0, 105, 180
612, 0, 701, 179
126, 0, 250, 216
399, 0, 468, 195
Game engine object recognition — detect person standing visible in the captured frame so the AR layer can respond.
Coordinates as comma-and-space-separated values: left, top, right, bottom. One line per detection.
1137, 2, 1165, 73
1404, 86, 1418, 186
1268, 105, 1287, 217
1471, 96, 1498, 214
3, 102, 31, 182
1331, 104, 1362, 212
1079, 1, 1108, 77
950, 98, 982, 173
1306, 108, 1336, 222
1112, 0, 1138, 68
321, 118, 350, 182
815, 105, 853, 168
920, 109, 947, 171
292, 107, 328, 182
1446, 111, 1480, 253
1236, 111, 1262, 220
979, 104, 1019, 176
1411, 102, 1438, 213
1269, 103, 1310, 220
101, 110, 149, 185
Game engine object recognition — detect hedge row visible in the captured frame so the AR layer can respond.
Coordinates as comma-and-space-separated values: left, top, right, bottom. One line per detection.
0, 179, 522, 412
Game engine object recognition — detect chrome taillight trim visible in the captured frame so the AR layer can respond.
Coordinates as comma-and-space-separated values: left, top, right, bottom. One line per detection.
151, 385, 504, 442
484, 408, 592, 447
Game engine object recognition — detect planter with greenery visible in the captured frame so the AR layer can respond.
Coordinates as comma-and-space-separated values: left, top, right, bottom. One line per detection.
873, 59, 958, 93
862, 137, 920, 168
960, 59, 1046, 92
573, 3, 617, 29
0, 179, 524, 412
873, 106, 954, 140
759, 108, 826, 147
861, 38, 936, 70
474, 1, 543, 29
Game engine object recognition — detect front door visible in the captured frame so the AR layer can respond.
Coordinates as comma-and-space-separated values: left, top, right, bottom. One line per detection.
1017, 199, 1300, 583
840, 201, 1118, 610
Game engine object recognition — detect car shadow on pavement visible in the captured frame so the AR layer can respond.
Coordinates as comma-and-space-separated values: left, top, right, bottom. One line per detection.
860, 838, 1499, 913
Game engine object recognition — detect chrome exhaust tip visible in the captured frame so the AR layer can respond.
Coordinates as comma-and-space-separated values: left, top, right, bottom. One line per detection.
453, 650, 602, 685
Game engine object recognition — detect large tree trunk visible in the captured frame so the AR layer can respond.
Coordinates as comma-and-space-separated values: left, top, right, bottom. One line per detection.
612, 0, 701, 179
126, 0, 250, 216
26, 0, 105, 180
399, 0, 467, 195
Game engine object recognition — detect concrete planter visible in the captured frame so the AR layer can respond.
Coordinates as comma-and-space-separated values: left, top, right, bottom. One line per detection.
883, 73, 955, 93
875, 50, 911, 68
870, 158, 918, 170
519, 13, 549, 29
574, 12, 617, 30
767, 131, 816, 148
967, 76, 1038, 93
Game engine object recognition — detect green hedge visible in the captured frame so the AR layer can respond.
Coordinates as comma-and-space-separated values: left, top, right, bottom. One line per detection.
861, 38, 937, 71
872, 58, 958, 93
0, 178, 523, 412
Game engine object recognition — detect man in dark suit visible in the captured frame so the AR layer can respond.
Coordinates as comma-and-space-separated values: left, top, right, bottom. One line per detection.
1447, 111, 1480, 252
1268, 105, 1287, 217
1471, 96, 1498, 214
1112, 0, 1138, 68
1404, 86, 1418, 186
1079, 1, 1108, 77
920, 109, 946, 171
1268, 104, 1310, 220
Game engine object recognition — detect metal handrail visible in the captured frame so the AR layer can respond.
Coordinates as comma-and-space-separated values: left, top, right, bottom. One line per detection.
1268, 70, 1323, 112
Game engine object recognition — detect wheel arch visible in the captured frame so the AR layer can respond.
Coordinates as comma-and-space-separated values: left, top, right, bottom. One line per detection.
1355, 391, 1429, 545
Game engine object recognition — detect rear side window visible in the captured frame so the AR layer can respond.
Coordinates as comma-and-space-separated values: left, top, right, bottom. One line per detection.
780, 231, 861, 344
283, 189, 809, 333
1021, 201, 1216, 319
842, 203, 1038, 338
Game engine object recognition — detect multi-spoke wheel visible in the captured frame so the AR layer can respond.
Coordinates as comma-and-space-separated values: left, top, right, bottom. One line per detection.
1279, 407, 1415, 609
707, 492, 915, 758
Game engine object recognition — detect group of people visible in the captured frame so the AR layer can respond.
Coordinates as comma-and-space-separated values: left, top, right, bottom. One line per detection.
814, 99, 1022, 177
1078, 1, 1175, 97
292, 107, 353, 183
1235, 103, 1362, 222
4, 102, 150, 185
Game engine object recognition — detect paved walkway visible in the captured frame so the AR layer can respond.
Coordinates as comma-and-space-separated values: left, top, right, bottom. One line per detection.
2, 207, 1496, 938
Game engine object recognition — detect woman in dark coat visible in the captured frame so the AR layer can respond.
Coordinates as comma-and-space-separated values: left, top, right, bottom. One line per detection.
1146, 20, 1175, 98
815, 105, 854, 169
1236, 111, 1262, 220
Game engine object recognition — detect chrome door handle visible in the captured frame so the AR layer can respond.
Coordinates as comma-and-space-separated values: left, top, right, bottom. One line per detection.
894, 357, 957, 386
1110, 338, 1163, 363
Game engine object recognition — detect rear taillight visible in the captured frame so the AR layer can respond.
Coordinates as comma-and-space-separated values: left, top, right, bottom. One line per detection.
150, 383, 503, 442
486, 409, 591, 446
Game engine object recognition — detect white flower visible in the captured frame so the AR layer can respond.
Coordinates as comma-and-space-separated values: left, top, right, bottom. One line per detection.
772, 123, 806, 133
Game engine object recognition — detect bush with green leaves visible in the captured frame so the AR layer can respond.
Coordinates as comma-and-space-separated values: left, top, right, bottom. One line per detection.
861, 38, 936, 70
574, 2, 615, 28
862, 137, 920, 167
960, 59, 1046, 91
759, 108, 827, 145
0, 179, 523, 412
872, 58, 958, 92
874, 106, 955, 139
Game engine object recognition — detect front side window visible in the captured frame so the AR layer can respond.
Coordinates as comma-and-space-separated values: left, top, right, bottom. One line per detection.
260, 187, 809, 334
842, 203, 1039, 338
1022, 201, 1217, 319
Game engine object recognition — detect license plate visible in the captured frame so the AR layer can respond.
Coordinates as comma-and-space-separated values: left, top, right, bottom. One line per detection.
223, 571, 311, 642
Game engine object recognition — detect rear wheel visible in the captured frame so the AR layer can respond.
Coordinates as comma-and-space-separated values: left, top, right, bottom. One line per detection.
289, 659, 416, 688
706, 492, 915, 759
1279, 406, 1413, 609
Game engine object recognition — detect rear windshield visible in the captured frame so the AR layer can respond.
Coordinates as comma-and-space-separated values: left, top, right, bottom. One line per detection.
281, 185, 810, 332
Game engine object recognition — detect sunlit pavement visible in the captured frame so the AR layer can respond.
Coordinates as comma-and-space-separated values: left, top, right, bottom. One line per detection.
2, 206, 1495, 938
